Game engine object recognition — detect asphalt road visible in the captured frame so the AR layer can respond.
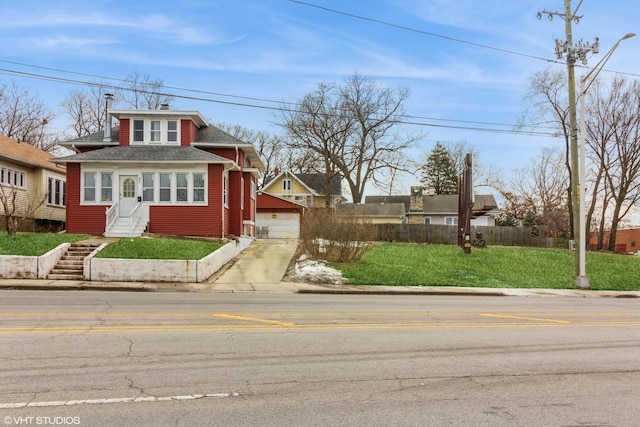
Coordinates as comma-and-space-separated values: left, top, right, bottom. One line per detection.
1, 290, 640, 426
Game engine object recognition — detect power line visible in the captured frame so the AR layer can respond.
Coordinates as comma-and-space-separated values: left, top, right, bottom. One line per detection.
287, 0, 554, 63
0, 59, 551, 129
1, 61, 560, 137
287, 0, 640, 80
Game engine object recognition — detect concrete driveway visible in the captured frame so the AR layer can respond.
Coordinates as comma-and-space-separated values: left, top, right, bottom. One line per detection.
210, 239, 299, 285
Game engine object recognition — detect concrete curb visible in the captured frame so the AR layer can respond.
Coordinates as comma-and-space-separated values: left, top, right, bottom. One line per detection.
1, 279, 639, 298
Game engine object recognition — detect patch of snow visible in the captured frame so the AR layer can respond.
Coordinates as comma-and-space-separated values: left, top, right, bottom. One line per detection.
293, 255, 346, 285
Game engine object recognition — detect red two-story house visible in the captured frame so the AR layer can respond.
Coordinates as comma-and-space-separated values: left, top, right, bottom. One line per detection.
53, 106, 264, 238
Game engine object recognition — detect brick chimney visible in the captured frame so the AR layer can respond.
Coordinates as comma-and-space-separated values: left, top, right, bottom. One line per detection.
410, 186, 423, 212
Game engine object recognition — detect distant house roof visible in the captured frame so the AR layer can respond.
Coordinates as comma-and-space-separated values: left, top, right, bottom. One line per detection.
0, 135, 64, 173
336, 203, 406, 217
51, 146, 234, 164
256, 191, 306, 212
264, 171, 342, 196
365, 194, 498, 219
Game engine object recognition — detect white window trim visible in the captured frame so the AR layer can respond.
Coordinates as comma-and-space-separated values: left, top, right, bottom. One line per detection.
0, 166, 27, 190
47, 176, 66, 207
81, 171, 113, 204
282, 178, 292, 193
444, 216, 458, 226
130, 119, 181, 145
151, 171, 208, 205
223, 171, 229, 208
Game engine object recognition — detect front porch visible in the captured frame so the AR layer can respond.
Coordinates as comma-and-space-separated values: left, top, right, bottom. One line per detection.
104, 201, 148, 238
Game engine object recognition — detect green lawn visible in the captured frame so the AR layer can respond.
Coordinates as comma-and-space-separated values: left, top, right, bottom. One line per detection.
94, 237, 222, 260
0, 232, 89, 256
333, 243, 640, 291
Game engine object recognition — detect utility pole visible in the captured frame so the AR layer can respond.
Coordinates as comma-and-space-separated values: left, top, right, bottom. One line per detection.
538, 0, 598, 289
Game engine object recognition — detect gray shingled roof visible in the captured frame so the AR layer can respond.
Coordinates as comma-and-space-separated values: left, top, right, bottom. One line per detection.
65, 127, 120, 144
336, 203, 406, 217
365, 194, 498, 218
192, 126, 247, 145
52, 146, 233, 164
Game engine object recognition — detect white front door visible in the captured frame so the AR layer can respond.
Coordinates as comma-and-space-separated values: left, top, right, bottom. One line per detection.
119, 175, 138, 217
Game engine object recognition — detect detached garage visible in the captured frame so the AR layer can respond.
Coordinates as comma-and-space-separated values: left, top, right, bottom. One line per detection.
256, 192, 305, 239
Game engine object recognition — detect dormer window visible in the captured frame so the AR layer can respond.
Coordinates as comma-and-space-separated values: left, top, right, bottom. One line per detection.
130, 119, 181, 145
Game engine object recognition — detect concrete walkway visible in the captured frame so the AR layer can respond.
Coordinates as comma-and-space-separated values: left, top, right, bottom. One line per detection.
207, 239, 299, 290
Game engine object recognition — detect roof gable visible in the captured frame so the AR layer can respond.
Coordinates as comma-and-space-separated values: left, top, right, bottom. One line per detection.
263, 171, 341, 196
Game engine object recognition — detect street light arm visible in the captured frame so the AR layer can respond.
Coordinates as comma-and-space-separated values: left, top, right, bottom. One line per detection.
582, 33, 636, 94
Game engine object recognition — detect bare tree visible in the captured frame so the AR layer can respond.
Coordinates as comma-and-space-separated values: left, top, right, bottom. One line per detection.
520, 67, 574, 238
121, 72, 173, 110
0, 185, 47, 236
61, 82, 112, 138
277, 73, 419, 204
502, 147, 569, 237
215, 123, 296, 188
586, 76, 640, 251
0, 81, 56, 151
440, 140, 503, 191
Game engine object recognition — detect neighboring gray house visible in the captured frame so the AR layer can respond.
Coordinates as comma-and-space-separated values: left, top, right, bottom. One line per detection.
336, 202, 407, 224
365, 186, 498, 226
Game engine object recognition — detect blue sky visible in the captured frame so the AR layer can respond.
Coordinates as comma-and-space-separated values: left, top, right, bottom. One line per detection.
0, 0, 638, 192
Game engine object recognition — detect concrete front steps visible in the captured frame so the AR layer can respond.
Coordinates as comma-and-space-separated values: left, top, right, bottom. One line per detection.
104, 217, 147, 238
47, 242, 102, 280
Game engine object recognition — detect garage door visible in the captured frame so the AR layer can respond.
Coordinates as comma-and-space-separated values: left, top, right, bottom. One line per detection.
256, 212, 300, 239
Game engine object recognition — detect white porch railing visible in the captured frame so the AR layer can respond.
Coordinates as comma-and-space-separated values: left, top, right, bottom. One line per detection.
129, 202, 142, 237
105, 201, 119, 234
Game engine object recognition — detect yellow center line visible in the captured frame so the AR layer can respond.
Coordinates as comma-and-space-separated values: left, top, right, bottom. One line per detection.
480, 313, 571, 324
212, 313, 295, 327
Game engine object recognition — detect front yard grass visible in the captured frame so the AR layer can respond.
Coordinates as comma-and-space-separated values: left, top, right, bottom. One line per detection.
94, 237, 222, 260
0, 232, 89, 256
333, 243, 640, 291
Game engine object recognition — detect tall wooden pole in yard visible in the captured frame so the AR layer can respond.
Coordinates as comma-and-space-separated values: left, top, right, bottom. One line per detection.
458, 153, 473, 254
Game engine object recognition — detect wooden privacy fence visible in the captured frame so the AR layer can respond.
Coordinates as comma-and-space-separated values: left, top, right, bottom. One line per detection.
373, 224, 568, 249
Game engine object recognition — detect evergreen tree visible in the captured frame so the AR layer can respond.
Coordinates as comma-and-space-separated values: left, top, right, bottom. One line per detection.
421, 142, 458, 194
523, 210, 539, 236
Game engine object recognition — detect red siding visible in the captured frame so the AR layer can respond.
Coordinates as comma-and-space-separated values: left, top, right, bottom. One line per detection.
120, 119, 130, 146
65, 164, 108, 235
181, 119, 199, 146
212, 148, 236, 162
243, 173, 255, 222
149, 205, 219, 236
227, 171, 243, 236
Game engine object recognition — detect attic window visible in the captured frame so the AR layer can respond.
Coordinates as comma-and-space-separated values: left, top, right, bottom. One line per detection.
283, 178, 292, 193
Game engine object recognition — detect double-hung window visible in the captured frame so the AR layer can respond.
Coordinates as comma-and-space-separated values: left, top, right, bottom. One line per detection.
150, 120, 161, 142
176, 173, 188, 202
133, 120, 144, 142
159, 173, 172, 202
193, 173, 205, 202
101, 173, 113, 202
47, 177, 66, 207
167, 120, 178, 142
142, 173, 155, 202
84, 173, 96, 202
